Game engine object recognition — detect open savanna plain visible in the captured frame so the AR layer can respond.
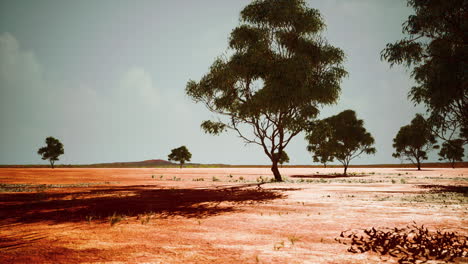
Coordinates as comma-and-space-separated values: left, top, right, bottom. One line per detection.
0, 167, 466, 263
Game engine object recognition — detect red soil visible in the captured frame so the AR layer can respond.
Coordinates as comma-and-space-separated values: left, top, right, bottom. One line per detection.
0, 167, 466, 263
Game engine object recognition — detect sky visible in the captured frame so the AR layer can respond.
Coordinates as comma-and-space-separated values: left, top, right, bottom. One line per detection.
0, 0, 438, 166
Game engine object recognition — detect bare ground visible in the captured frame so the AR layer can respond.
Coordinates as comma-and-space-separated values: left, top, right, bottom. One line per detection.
0, 167, 466, 263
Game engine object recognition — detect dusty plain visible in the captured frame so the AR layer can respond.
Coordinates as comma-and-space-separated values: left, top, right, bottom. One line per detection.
0, 167, 466, 263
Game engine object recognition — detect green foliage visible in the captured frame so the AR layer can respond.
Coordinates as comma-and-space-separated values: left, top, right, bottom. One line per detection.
186, 0, 347, 181
200, 120, 227, 135
37, 137, 64, 169
306, 110, 376, 175
381, 0, 467, 143
168, 146, 192, 168
392, 114, 438, 170
438, 139, 465, 168
306, 122, 335, 168
277, 151, 290, 166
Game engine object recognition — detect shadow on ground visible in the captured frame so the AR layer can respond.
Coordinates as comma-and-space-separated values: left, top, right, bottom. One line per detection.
395, 169, 434, 171
290, 174, 370, 179
418, 185, 468, 194
0, 185, 285, 224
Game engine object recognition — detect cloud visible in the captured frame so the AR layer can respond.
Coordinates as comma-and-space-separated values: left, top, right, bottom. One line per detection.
0, 32, 163, 164
118, 67, 158, 107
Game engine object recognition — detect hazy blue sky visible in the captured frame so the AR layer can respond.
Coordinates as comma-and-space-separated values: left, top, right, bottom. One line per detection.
1, 0, 435, 165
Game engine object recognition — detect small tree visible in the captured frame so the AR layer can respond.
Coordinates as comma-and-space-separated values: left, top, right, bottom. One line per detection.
306, 122, 334, 168
438, 139, 464, 168
306, 110, 376, 175
186, 0, 347, 181
392, 114, 438, 170
168, 146, 192, 169
37, 137, 64, 169
277, 151, 290, 168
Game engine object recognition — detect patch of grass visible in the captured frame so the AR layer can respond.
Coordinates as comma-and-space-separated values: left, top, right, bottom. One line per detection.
273, 241, 285, 251
375, 195, 393, 201
137, 213, 152, 225
422, 177, 468, 181
256, 176, 267, 183
192, 178, 205, 181
85, 215, 93, 224
402, 192, 467, 204
109, 212, 124, 227
400, 178, 407, 184
212, 176, 220, 182
288, 234, 301, 245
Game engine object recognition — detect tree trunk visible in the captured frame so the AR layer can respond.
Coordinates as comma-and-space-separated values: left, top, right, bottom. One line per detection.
180, 162, 183, 169
451, 161, 455, 169
271, 161, 282, 182
50, 160, 54, 169
324, 163, 327, 168
343, 165, 348, 176
414, 156, 421, 170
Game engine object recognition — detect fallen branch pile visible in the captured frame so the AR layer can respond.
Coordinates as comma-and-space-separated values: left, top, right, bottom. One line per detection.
336, 223, 467, 263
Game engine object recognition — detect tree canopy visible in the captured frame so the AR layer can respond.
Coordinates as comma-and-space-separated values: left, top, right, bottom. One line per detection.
381, 0, 467, 143
186, 0, 347, 181
306, 121, 334, 168
277, 151, 290, 167
37, 137, 64, 169
306, 110, 375, 175
392, 114, 438, 170
168, 146, 192, 168
438, 139, 465, 168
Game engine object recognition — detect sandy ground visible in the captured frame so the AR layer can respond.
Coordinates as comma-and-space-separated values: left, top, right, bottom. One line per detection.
0, 167, 466, 263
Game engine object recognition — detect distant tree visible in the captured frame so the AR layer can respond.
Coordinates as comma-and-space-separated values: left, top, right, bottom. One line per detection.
168, 146, 192, 169
306, 122, 334, 168
438, 139, 465, 168
381, 0, 467, 143
277, 151, 290, 168
186, 0, 347, 181
392, 114, 438, 170
306, 110, 376, 175
37, 137, 64, 169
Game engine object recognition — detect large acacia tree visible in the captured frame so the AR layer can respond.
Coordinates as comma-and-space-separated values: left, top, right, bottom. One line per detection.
381, 0, 467, 143
186, 0, 347, 181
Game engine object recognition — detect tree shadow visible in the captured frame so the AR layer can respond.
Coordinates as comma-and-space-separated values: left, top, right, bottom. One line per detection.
290, 174, 370, 179
0, 243, 126, 263
395, 169, 434, 171
418, 184, 468, 194
0, 185, 285, 224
